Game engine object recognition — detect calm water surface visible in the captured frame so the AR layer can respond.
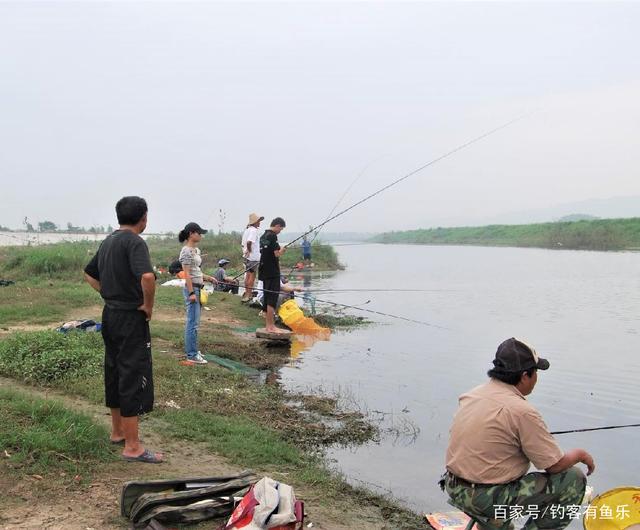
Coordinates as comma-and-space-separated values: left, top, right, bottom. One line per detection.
280, 244, 640, 514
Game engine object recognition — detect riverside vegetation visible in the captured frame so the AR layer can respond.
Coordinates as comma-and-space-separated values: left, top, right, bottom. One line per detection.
373, 217, 640, 251
0, 236, 424, 529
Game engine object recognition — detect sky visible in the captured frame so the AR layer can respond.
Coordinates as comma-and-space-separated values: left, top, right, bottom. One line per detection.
1, 1, 639, 234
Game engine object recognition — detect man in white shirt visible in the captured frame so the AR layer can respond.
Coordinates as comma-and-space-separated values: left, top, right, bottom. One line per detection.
241, 213, 263, 302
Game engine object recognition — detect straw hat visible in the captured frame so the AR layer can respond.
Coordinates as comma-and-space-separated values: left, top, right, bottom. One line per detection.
248, 213, 264, 226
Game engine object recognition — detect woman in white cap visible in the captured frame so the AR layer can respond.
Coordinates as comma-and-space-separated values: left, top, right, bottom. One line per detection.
178, 222, 216, 364
241, 213, 263, 302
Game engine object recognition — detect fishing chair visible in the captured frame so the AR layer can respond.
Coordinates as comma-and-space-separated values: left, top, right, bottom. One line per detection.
445, 498, 505, 530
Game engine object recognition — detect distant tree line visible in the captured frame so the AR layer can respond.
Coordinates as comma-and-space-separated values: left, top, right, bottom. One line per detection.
373, 217, 640, 251
0, 218, 114, 233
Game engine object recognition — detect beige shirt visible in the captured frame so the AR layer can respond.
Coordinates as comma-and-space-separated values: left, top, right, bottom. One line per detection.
446, 379, 563, 484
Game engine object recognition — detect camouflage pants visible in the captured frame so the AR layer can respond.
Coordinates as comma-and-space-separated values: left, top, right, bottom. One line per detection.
445, 467, 586, 530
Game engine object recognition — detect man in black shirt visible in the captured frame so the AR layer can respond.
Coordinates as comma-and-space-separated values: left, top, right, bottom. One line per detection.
259, 217, 287, 333
84, 196, 162, 463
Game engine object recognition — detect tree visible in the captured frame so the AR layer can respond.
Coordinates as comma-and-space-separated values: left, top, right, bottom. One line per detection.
38, 220, 58, 232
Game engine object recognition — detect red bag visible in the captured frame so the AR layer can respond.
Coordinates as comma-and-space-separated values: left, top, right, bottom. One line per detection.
221, 479, 304, 530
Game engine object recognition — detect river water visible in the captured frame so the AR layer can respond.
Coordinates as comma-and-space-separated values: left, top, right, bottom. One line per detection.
279, 243, 640, 514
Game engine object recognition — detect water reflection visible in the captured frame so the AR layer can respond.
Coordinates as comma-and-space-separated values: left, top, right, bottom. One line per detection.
290, 330, 332, 360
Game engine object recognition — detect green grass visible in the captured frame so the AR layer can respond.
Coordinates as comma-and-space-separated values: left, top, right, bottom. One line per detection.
0, 388, 115, 477
0, 234, 342, 282
373, 217, 640, 251
0, 281, 101, 326
158, 409, 302, 468
0, 331, 103, 384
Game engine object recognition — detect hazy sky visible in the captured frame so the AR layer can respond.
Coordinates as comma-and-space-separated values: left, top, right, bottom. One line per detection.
1, 1, 639, 234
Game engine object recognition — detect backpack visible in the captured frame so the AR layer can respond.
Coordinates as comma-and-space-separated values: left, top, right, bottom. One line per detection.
220, 477, 304, 530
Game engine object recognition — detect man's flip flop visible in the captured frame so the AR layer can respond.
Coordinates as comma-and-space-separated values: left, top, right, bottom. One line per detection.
122, 449, 163, 464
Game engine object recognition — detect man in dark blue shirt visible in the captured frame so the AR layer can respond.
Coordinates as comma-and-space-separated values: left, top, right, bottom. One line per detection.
302, 236, 312, 267
84, 196, 162, 464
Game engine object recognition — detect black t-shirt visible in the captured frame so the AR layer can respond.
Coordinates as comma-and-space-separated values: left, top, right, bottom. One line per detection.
258, 230, 280, 279
84, 230, 154, 310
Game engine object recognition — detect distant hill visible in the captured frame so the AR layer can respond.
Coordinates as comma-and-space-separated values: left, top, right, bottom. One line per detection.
477, 196, 640, 225
373, 217, 640, 251
557, 214, 599, 222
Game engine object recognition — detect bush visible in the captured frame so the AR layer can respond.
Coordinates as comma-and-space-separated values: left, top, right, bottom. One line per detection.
0, 331, 103, 384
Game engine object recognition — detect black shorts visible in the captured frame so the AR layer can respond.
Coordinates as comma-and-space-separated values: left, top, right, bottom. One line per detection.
101, 306, 154, 417
262, 277, 280, 309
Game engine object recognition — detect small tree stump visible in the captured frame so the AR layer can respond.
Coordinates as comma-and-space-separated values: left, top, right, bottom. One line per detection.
256, 328, 292, 341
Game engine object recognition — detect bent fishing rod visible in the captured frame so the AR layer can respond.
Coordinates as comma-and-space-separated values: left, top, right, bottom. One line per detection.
551, 423, 640, 435
285, 113, 530, 248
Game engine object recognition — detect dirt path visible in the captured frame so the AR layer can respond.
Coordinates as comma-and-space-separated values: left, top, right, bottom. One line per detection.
0, 377, 394, 530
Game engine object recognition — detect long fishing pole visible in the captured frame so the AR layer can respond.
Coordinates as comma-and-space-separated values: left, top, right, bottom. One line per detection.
551, 423, 640, 435
283, 159, 383, 280
285, 113, 530, 248
231, 113, 529, 282
305, 288, 456, 293
214, 282, 444, 328
307, 295, 448, 329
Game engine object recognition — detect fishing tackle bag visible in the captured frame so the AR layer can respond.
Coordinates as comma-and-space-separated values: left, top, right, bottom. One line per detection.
121, 471, 256, 528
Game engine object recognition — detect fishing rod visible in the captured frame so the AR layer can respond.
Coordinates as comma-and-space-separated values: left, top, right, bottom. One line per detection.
285, 113, 530, 249
231, 113, 529, 282
305, 288, 457, 293
308, 295, 448, 329
215, 282, 444, 328
551, 423, 640, 435
283, 158, 381, 279
310, 155, 387, 244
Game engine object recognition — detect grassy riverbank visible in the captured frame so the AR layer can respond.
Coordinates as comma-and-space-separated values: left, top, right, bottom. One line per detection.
0, 232, 341, 282
0, 241, 423, 529
373, 217, 640, 251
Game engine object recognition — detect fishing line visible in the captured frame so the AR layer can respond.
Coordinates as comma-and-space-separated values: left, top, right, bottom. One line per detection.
304, 288, 456, 294
310, 155, 387, 244
551, 423, 640, 435
285, 113, 531, 248
308, 295, 448, 329
213, 282, 444, 328
283, 158, 382, 279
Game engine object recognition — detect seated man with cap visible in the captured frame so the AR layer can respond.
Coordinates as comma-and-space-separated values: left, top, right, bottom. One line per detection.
443, 338, 595, 530
214, 258, 239, 294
